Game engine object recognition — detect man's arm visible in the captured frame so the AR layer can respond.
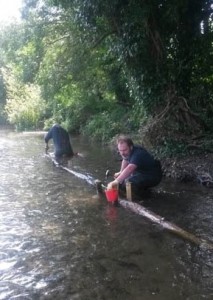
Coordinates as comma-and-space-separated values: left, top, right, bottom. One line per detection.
45, 141, 49, 153
114, 159, 129, 178
120, 159, 129, 171
44, 130, 52, 153
108, 163, 137, 189
116, 163, 136, 183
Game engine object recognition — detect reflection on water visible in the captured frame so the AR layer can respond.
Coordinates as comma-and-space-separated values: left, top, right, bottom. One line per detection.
0, 129, 212, 300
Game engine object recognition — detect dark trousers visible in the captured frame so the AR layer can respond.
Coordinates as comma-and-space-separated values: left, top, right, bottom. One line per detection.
120, 169, 162, 193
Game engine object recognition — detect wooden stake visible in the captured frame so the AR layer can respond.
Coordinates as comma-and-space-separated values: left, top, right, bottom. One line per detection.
126, 181, 132, 201
95, 179, 104, 194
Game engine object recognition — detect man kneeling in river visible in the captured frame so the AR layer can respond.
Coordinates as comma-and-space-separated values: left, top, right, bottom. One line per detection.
107, 135, 162, 195
44, 124, 74, 164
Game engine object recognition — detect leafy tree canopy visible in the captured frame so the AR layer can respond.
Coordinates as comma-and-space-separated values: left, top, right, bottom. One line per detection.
0, 0, 212, 153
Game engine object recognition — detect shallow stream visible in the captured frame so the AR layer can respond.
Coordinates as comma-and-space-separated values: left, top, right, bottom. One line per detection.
0, 129, 212, 300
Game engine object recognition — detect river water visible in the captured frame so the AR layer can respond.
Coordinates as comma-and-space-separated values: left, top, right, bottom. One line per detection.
0, 129, 212, 300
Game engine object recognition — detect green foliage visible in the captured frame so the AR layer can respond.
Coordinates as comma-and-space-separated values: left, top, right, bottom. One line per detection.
0, 104, 7, 125
81, 109, 129, 142
0, 0, 212, 153
155, 139, 189, 158
155, 135, 213, 159
61, 0, 213, 115
0, 70, 7, 124
3, 67, 46, 130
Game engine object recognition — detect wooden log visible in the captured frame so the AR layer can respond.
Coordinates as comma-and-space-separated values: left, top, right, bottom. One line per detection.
118, 199, 213, 249
45, 153, 95, 185
95, 180, 213, 249
46, 155, 213, 250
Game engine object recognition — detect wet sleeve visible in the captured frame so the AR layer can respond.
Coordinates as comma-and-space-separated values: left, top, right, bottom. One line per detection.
44, 129, 52, 143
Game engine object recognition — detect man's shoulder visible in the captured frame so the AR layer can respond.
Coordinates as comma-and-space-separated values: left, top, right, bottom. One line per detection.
133, 145, 147, 153
132, 145, 153, 160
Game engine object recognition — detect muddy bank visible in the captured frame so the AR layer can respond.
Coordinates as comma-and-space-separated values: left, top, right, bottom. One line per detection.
161, 153, 213, 187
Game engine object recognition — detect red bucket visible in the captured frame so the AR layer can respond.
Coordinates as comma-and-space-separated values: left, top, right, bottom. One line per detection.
105, 189, 118, 202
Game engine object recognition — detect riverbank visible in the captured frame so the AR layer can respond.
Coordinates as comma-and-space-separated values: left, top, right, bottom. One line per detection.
109, 134, 213, 187
161, 153, 213, 187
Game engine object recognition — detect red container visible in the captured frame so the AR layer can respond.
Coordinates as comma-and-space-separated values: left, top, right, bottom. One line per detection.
105, 189, 118, 202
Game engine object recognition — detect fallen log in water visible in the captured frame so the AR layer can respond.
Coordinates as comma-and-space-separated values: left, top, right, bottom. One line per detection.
118, 199, 213, 249
45, 153, 95, 185
45, 155, 213, 250
95, 180, 213, 250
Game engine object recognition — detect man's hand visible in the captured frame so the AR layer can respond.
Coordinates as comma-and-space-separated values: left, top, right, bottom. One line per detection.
114, 171, 121, 178
107, 179, 119, 190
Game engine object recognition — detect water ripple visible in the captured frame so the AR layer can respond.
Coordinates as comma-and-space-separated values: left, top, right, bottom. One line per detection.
0, 130, 212, 300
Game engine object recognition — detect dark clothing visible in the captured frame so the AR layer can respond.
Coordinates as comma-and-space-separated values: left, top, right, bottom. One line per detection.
123, 145, 162, 190
45, 125, 74, 159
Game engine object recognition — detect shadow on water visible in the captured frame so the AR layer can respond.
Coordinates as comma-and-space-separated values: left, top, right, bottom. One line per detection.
0, 129, 212, 300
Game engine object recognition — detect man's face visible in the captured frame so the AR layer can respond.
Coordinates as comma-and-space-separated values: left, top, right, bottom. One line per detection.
117, 142, 132, 159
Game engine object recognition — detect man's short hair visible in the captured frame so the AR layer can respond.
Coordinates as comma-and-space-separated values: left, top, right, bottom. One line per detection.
116, 135, 134, 147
